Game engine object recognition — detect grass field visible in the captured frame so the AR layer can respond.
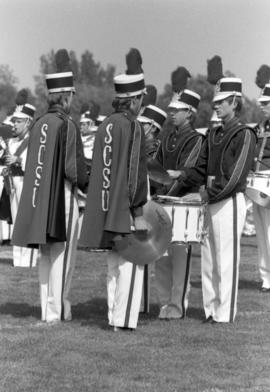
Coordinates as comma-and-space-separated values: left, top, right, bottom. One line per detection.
0, 236, 270, 392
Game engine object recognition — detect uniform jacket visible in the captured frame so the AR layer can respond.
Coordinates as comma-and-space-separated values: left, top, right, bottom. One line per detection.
178, 118, 257, 203
152, 123, 204, 196
79, 110, 148, 249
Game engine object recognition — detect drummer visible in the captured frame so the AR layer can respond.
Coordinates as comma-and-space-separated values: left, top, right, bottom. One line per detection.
176, 76, 257, 323
252, 77, 270, 292
138, 104, 167, 160
151, 67, 205, 320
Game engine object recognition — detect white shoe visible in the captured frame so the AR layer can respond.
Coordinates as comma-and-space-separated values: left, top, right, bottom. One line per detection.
158, 305, 168, 319
47, 319, 61, 326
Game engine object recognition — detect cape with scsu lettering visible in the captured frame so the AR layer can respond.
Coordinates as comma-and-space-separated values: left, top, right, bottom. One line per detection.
79, 111, 147, 249
12, 107, 79, 247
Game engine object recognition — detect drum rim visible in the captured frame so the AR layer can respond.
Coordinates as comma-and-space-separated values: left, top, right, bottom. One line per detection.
155, 194, 205, 206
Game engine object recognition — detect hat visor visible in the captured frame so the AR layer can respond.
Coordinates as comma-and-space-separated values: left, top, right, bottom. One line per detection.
115, 87, 147, 98
138, 115, 151, 123
258, 96, 270, 103
12, 113, 31, 120
213, 92, 241, 103
168, 101, 196, 112
138, 116, 162, 130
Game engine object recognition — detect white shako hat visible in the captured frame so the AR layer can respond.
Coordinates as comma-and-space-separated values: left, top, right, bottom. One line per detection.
168, 89, 201, 112
114, 73, 146, 98
12, 103, 36, 120
138, 105, 167, 130
258, 84, 270, 103
80, 111, 92, 123
96, 114, 106, 125
45, 49, 75, 94
213, 77, 242, 103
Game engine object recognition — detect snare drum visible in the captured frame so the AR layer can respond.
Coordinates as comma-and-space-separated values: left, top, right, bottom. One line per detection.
246, 172, 270, 208
155, 194, 207, 243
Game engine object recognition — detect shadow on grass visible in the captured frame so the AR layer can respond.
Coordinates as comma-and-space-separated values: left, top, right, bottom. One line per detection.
0, 302, 40, 318
72, 299, 168, 328
0, 258, 13, 266
239, 279, 260, 290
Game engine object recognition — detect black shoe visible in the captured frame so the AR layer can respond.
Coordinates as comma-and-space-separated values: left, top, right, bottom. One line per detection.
203, 316, 213, 323
260, 287, 270, 293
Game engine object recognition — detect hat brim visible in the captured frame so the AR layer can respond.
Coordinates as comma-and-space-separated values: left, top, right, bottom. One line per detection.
258, 96, 270, 103
138, 116, 162, 130
168, 101, 196, 112
12, 113, 31, 120
115, 87, 147, 98
213, 92, 242, 103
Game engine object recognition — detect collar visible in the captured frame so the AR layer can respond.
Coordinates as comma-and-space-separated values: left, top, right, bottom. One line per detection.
175, 123, 193, 135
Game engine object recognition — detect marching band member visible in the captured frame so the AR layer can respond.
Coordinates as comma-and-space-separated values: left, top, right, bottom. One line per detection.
79, 101, 101, 171
138, 103, 167, 313
138, 104, 167, 160
176, 60, 257, 323
12, 49, 89, 324
7, 102, 39, 267
79, 48, 148, 331
152, 67, 205, 320
252, 65, 270, 292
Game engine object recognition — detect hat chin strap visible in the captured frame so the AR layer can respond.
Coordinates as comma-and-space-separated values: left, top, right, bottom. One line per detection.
145, 121, 155, 136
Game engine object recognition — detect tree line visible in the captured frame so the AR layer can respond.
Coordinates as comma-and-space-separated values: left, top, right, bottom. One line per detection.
0, 50, 264, 128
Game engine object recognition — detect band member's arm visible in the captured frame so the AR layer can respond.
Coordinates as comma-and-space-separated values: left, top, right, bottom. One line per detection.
207, 128, 256, 202
63, 119, 89, 193
129, 122, 148, 219
168, 138, 208, 196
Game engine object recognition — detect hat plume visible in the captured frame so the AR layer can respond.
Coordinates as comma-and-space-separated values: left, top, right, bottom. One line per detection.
207, 55, 223, 85
171, 66, 191, 93
255, 64, 270, 89
126, 48, 143, 75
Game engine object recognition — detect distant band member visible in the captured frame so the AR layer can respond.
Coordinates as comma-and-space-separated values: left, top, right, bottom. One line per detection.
252, 71, 270, 292
7, 102, 39, 267
12, 49, 89, 324
79, 48, 149, 331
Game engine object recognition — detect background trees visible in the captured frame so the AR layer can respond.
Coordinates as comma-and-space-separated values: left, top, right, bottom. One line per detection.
0, 49, 264, 127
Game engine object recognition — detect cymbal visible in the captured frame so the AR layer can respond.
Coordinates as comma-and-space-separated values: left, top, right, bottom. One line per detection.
147, 159, 172, 185
114, 200, 172, 265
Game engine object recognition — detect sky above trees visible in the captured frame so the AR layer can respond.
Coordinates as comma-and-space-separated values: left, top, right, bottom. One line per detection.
1, 0, 270, 100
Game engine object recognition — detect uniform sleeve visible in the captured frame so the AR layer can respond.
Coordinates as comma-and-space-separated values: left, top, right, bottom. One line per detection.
174, 138, 208, 191
63, 119, 89, 193
129, 121, 148, 217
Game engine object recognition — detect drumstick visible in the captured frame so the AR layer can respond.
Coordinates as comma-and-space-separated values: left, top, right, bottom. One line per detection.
254, 158, 270, 170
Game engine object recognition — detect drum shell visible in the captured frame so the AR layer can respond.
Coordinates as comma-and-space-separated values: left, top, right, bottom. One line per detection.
155, 194, 207, 244
246, 173, 270, 208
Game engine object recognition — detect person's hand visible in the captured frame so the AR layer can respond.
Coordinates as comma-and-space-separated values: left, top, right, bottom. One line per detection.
5, 154, 19, 166
199, 188, 209, 203
166, 170, 183, 179
133, 216, 151, 232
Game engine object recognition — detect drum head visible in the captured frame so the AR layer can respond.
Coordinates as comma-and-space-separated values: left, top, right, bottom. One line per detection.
114, 200, 172, 265
246, 188, 270, 208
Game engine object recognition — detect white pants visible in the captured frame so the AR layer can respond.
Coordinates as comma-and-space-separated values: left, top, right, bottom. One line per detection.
202, 193, 246, 323
107, 250, 144, 329
39, 182, 79, 322
0, 220, 12, 241
155, 243, 192, 318
253, 203, 270, 288
10, 176, 38, 267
